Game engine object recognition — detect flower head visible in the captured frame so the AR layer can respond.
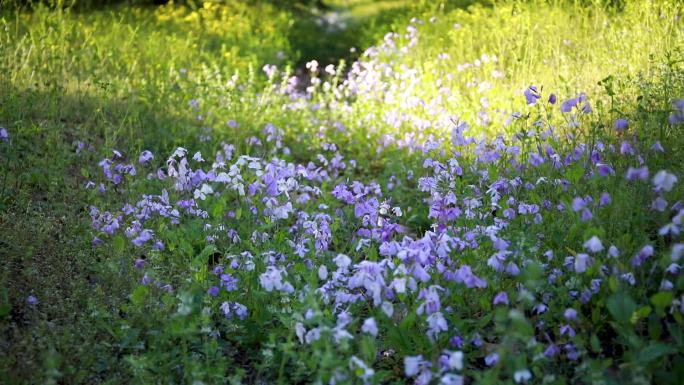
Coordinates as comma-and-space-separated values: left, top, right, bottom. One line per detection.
653, 170, 678, 192
614, 118, 628, 131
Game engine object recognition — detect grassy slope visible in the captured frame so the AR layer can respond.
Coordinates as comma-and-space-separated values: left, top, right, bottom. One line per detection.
0, 2, 294, 383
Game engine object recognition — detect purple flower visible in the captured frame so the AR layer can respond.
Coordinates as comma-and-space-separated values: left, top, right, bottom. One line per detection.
564, 308, 578, 321
574, 253, 590, 273
207, 286, 220, 297
614, 118, 629, 131
631, 245, 654, 267
571, 197, 586, 212
220, 273, 239, 291
484, 352, 499, 366
27, 295, 38, 306
651, 141, 664, 152
666, 263, 680, 274
652, 197, 668, 212
0, 127, 8, 142
505, 262, 520, 276
560, 324, 576, 337
619, 142, 633, 156
529, 152, 544, 167
221, 301, 248, 320
454, 265, 487, 288
660, 280, 673, 290
233, 302, 248, 319
132, 229, 153, 247
134, 258, 146, 269
450, 335, 464, 348
597, 163, 614, 177
560, 97, 578, 113
524, 86, 541, 105
544, 344, 560, 358
548, 93, 557, 105
492, 237, 510, 251
91, 236, 103, 248
626, 166, 649, 181
493, 291, 509, 306
138, 150, 154, 165
417, 286, 442, 315
599, 192, 611, 206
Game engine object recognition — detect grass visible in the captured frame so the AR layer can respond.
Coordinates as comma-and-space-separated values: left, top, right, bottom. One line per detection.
1, 0, 683, 384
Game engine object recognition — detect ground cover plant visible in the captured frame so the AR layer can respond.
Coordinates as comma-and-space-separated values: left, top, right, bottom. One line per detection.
1, 0, 684, 384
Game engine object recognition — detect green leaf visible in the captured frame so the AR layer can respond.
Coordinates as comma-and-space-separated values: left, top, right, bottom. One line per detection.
0, 303, 10, 318
113, 235, 125, 253
360, 336, 376, 362
640, 343, 676, 364
607, 292, 637, 324
565, 163, 585, 184
211, 200, 225, 219
590, 334, 601, 353
631, 306, 652, 324
650, 292, 673, 310
131, 285, 149, 306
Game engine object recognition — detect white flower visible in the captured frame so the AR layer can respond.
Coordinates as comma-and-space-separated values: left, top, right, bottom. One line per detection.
333, 327, 353, 343
608, 245, 620, 258
361, 317, 378, 337
672, 243, 684, 262
381, 301, 394, 318
258, 266, 293, 293
305, 327, 321, 344
426, 312, 448, 340
193, 183, 214, 200
349, 356, 375, 382
295, 322, 306, 344
215, 172, 231, 183
404, 355, 424, 377
333, 254, 352, 268
440, 374, 464, 385
513, 369, 532, 383
318, 265, 328, 280
170, 147, 187, 158
391, 277, 407, 294
447, 350, 464, 370
653, 170, 678, 192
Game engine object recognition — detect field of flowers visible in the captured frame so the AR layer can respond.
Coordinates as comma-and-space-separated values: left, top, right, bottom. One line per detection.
1, 0, 684, 384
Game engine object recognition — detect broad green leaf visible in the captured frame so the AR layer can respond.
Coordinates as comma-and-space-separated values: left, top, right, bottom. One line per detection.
130, 285, 149, 306
650, 292, 673, 310
607, 292, 637, 324
640, 343, 676, 363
